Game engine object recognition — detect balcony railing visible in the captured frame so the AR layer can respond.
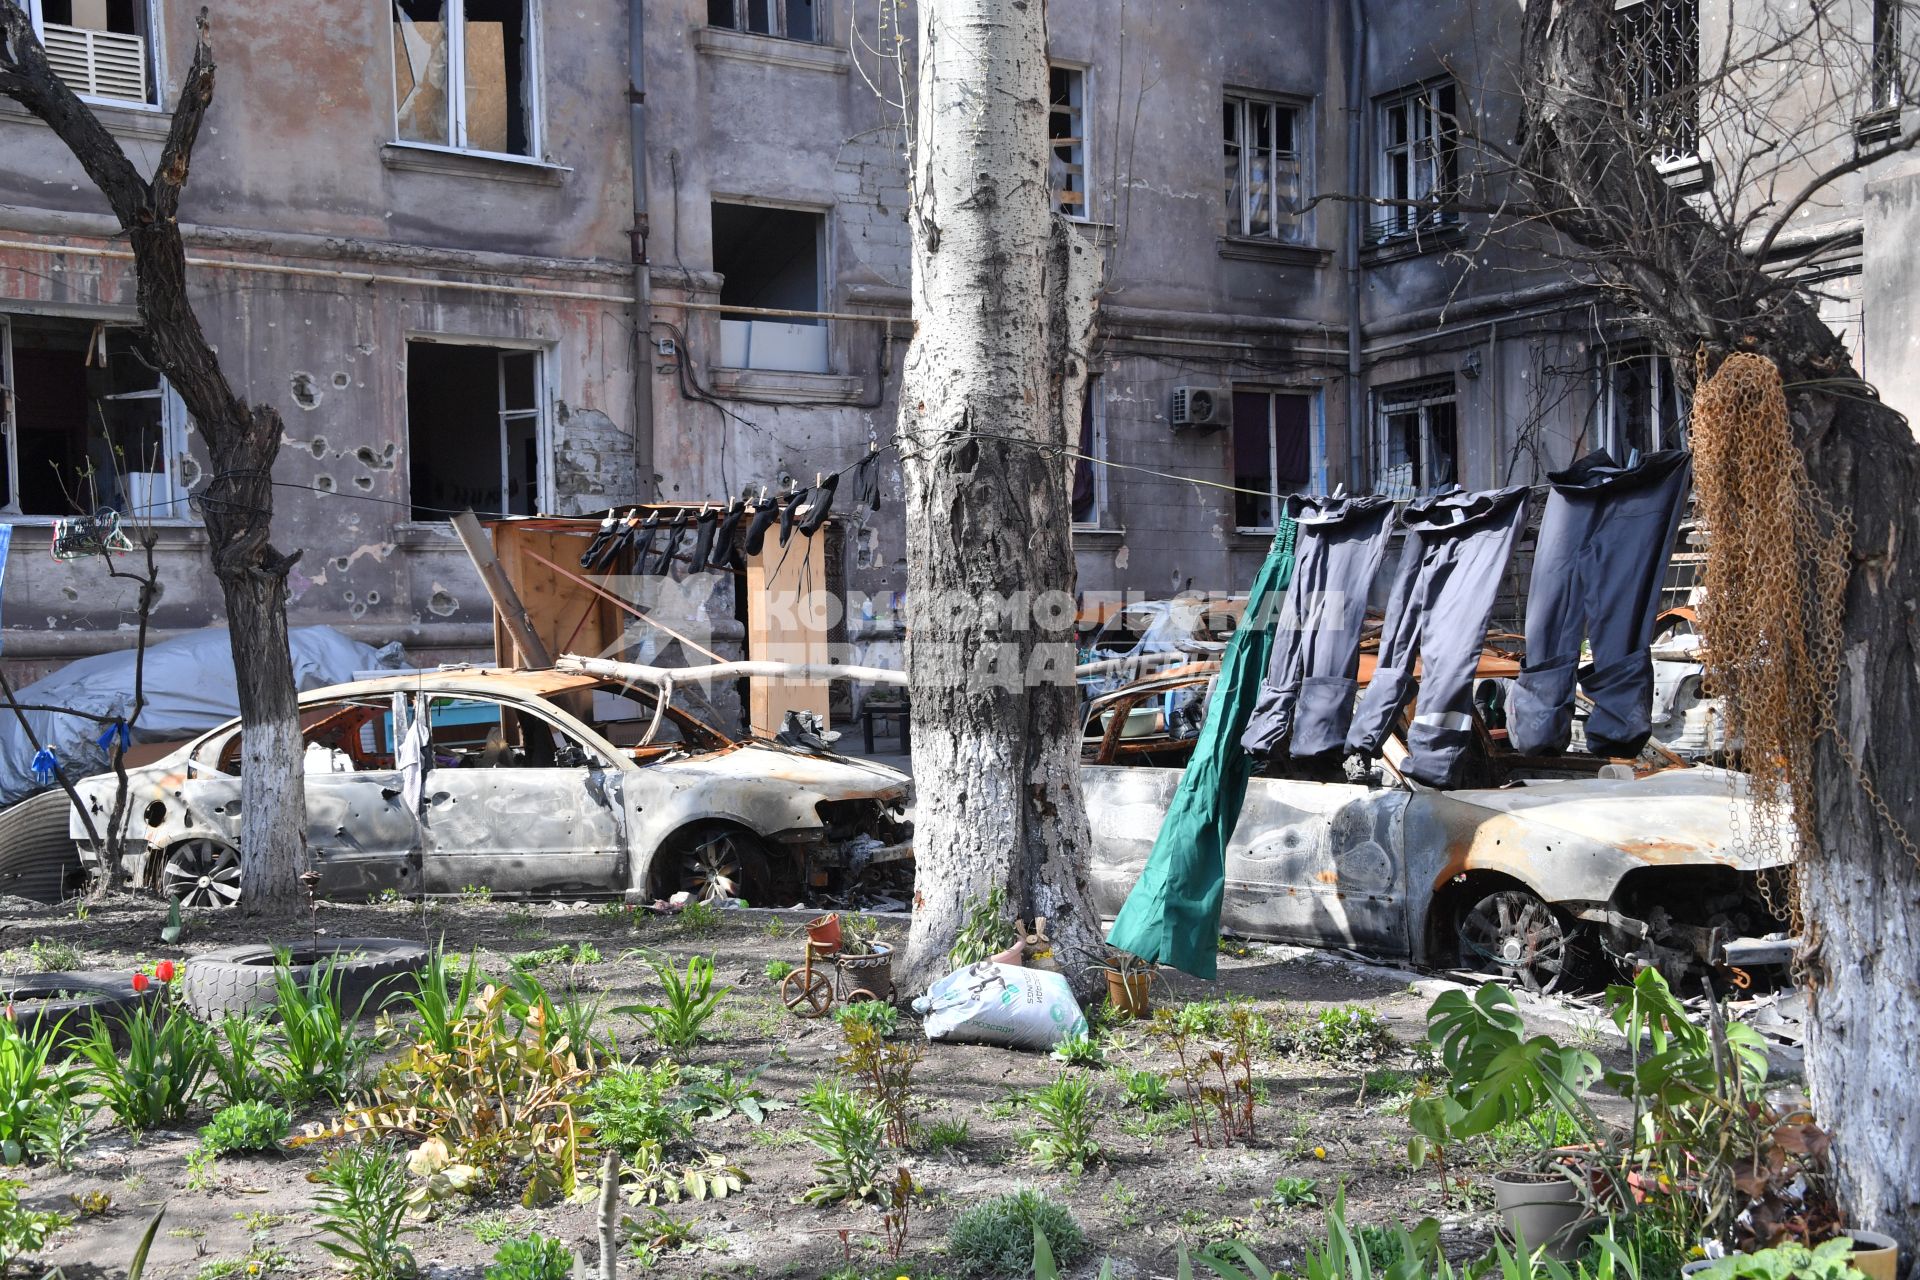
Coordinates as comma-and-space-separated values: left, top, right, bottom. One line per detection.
43, 23, 148, 104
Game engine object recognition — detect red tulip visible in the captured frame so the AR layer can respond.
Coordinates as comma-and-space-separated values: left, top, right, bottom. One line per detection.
155, 960, 176, 983
131, 972, 151, 993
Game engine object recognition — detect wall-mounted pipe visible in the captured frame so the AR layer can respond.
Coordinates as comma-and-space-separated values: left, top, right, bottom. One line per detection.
629, 0, 657, 497
1343, 0, 1369, 491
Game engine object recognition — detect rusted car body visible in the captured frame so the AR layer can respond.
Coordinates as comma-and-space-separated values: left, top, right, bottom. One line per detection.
68, 668, 911, 908
1079, 665, 1791, 990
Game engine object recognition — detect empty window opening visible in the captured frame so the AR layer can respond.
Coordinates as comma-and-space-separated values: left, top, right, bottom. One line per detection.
27, 0, 158, 105
1375, 378, 1458, 497
406, 342, 543, 520
1073, 376, 1105, 526
1224, 94, 1305, 240
1599, 345, 1688, 456
708, 0, 816, 41
392, 0, 539, 157
711, 203, 828, 374
1050, 65, 1088, 218
0, 316, 190, 519
1231, 389, 1313, 530
1373, 80, 1459, 243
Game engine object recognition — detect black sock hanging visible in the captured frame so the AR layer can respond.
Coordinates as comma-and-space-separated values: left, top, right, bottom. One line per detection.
778, 489, 807, 548
798, 472, 839, 535
579, 512, 620, 569
650, 511, 690, 576
687, 507, 719, 576
743, 500, 778, 557
624, 511, 661, 571
707, 501, 744, 573
854, 451, 882, 513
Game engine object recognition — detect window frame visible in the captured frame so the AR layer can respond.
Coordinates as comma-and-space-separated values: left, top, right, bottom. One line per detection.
707, 0, 821, 42
390, 0, 546, 162
1223, 91, 1309, 242
1611, 0, 1701, 167
710, 199, 833, 374
403, 336, 553, 522
1231, 387, 1319, 534
1049, 62, 1090, 221
1373, 377, 1458, 498
0, 315, 197, 524
1871, 0, 1905, 114
1371, 79, 1460, 243
1071, 375, 1106, 529
23, 0, 166, 110
1596, 343, 1689, 458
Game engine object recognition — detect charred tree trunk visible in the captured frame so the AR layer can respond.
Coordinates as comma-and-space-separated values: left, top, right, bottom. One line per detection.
896, 0, 1105, 999
1519, 1, 1920, 1262
0, 8, 306, 913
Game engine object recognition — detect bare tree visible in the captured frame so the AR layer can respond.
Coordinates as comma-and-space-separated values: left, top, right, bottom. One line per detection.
1498, 0, 1920, 1260
0, 7, 306, 913
895, 0, 1106, 997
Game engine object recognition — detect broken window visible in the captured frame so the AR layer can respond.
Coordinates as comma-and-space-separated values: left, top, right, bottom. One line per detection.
24, 0, 159, 105
405, 341, 543, 520
1375, 378, 1457, 497
1072, 376, 1104, 526
707, 0, 816, 42
392, 0, 539, 157
1231, 389, 1313, 530
711, 202, 829, 374
1372, 80, 1459, 243
1223, 94, 1305, 240
1871, 0, 1905, 114
1611, 0, 1699, 164
0, 316, 192, 520
424, 695, 602, 769
1050, 65, 1088, 218
1599, 345, 1688, 457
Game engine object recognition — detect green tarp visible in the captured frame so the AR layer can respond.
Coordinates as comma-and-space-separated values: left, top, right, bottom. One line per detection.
1104, 522, 1298, 979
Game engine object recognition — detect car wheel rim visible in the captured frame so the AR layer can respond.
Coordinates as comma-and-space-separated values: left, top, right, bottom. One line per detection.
682, 832, 743, 902
1458, 890, 1568, 994
162, 839, 243, 910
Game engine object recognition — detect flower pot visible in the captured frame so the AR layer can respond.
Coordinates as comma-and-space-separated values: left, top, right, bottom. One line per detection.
1680, 1232, 1899, 1278
835, 941, 893, 1002
1104, 968, 1152, 1018
1493, 1170, 1589, 1262
805, 913, 842, 954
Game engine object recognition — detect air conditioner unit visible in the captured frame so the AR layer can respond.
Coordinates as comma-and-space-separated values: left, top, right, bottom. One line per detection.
1170, 386, 1229, 430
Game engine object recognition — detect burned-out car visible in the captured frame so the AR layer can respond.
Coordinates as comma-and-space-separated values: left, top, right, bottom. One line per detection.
1080, 664, 1792, 992
68, 668, 912, 909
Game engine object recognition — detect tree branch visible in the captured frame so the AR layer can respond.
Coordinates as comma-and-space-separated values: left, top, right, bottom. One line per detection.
151, 9, 216, 223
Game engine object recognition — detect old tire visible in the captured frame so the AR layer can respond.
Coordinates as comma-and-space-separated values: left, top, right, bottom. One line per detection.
0, 790, 85, 904
181, 937, 428, 1019
0, 970, 158, 1045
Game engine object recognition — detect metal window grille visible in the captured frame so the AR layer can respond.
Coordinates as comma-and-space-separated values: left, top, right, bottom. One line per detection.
1373, 377, 1458, 497
1611, 0, 1700, 164
1871, 0, 1904, 113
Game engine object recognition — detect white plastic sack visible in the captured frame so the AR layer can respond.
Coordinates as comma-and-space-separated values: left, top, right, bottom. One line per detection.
912, 961, 1088, 1050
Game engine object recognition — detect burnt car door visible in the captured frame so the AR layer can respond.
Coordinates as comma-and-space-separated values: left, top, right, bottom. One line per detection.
281, 697, 422, 899
417, 695, 628, 896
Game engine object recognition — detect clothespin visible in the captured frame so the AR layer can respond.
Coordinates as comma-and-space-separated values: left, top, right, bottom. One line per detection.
30, 748, 56, 786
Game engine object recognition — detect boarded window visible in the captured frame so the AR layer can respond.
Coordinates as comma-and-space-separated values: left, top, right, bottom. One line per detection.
1050, 65, 1088, 217
1230, 390, 1313, 529
393, 0, 538, 157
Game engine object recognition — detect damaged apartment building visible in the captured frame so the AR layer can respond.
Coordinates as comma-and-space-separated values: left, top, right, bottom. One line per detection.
0, 0, 1915, 697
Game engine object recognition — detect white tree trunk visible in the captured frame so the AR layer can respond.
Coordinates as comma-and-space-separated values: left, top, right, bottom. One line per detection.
897, 0, 1105, 999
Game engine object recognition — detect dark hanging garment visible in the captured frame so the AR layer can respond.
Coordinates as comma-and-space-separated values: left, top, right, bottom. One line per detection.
779, 489, 807, 548
1508, 448, 1692, 758
742, 501, 779, 557
707, 501, 744, 572
579, 513, 621, 569
650, 511, 690, 576
854, 451, 883, 513
1345, 485, 1530, 786
798, 472, 839, 536
624, 512, 662, 572
1239, 493, 1396, 758
686, 508, 719, 577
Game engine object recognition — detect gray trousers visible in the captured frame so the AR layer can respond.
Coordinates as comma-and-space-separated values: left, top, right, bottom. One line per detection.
1345, 485, 1529, 787
1240, 494, 1395, 757
1509, 449, 1692, 758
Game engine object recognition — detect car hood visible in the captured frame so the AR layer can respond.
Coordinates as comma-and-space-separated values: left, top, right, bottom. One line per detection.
661, 741, 911, 799
1441, 766, 1786, 870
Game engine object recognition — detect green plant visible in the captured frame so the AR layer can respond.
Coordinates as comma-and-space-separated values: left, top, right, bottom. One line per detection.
1691, 1239, 1855, 1280
916, 1115, 970, 1154
1269, 1176, 1320, 1208
273, 954, 379, 1106
460, 885, 494, 906
946, 1189, 1086, 1278
0, 1177, 71, 1275
1026, 1072, 1101, 1172
763, 959, 795, 982
310, 1144, 417, 1280
676, 898, 722, 934
467, 1212, 518, 1245
75, 1000, 211, 1131
0, 1015, 90, 1167
948, 887, 1016, 967
206, 1014, 283, 1108
511, 942, 602, 971
1275, 1004, 1396, 1065
585, 1060, 689, 1152
405, 945, 483, 1057
1049, 1031, 1105, 1068
680, 1064, 787, 1126
838, 1019, 920, 1149
185, 1145, 218, 1191
627, 1206, 700, 1266
1121, 1068, 1173, 1112
200, 1101, 292, 1156
482, 1232, 575, 1280
834, 998, 899, 1038
620, 955, 727, 1050
838, 913, 883, 956
799, 1077, 886, 1205
27, 940, 81, 972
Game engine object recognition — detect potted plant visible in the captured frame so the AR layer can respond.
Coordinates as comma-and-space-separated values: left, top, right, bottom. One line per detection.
833, 913, 893, 1001
1681, 1235, 1899, 1279
805, 912, 842, 954
1100, 948, 1154, 1018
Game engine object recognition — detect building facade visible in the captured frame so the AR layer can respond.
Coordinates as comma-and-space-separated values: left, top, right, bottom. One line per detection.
0, 0, 1914, 695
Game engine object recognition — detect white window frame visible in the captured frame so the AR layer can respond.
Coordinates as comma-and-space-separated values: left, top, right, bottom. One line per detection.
708, 0, 820, 42
1373, 80, 1460, 242
24, 0, 165, 111
1374, 378, 1458, 498
1232, 388, 1320, 534
403, 336, 552, 521
1049, 63, 1089, 220
1223, 92, 1308, 241
1071, 376, 1107, 529
0, 316, 195, 523
390, 0, 545, 162
1596, 344, 1689, 458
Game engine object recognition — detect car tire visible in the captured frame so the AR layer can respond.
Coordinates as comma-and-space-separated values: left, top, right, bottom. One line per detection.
0, 790, 85, 904
181, 937, 429, 1019
0, 970, 159, 1044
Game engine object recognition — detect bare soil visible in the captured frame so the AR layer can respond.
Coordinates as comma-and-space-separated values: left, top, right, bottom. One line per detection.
5, 895, 1542, 1280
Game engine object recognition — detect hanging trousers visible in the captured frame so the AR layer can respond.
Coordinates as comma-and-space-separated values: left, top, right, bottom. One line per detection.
1509, 449, 1692, 758
1344, 485, 1530, 787
1240, 493, 1396, 758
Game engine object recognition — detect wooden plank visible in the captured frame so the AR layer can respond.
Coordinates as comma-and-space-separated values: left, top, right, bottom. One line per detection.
452, 511, 554, 670
745, 539, 832, 738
